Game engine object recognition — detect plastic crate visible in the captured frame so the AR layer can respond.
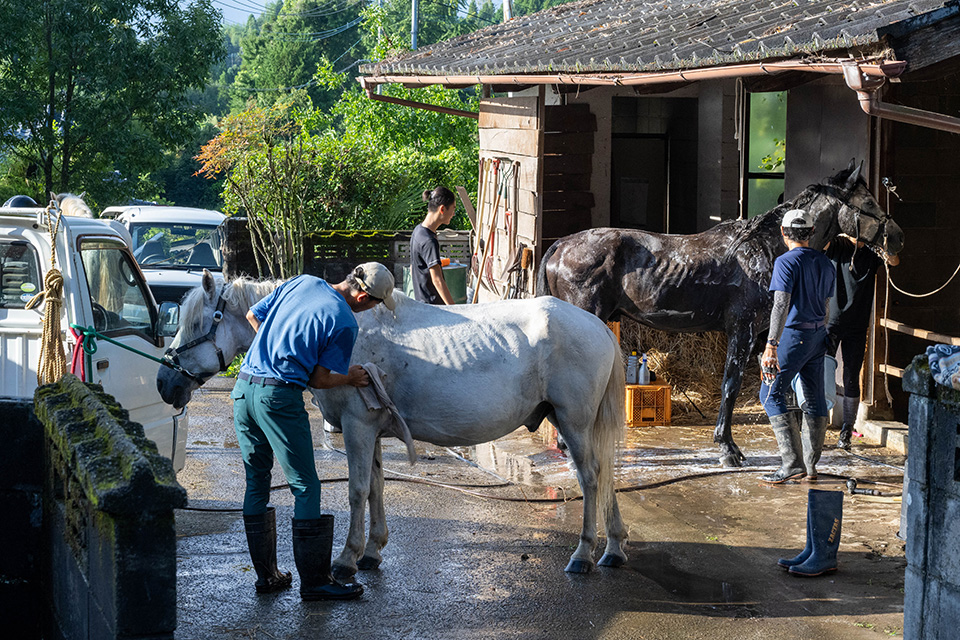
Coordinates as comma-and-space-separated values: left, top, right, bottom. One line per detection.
625, 383, 671, 426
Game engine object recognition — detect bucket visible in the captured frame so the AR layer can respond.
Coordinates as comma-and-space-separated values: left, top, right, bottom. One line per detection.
401, 263, 468, 304
791, 355, 838, 412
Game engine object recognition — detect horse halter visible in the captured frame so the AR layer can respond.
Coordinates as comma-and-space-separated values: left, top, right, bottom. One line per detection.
813, 183, 894, 254
163, 295, 229, 385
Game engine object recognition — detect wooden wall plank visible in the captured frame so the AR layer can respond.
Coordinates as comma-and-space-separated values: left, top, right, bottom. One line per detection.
545, 105, 597, 132
543, 132, 596, 155
542, 191, 594, 210
543, 154, 592, 175
479, 96, 540, 130
480, 128, 540, 158
543, 173, 591, 192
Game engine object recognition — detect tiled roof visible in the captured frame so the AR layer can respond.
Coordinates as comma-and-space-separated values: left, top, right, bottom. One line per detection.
361, 0, 951, 77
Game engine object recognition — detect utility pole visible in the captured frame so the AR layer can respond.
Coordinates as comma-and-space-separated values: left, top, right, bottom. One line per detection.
503, 0, 512, 21
411, 0, 419, 49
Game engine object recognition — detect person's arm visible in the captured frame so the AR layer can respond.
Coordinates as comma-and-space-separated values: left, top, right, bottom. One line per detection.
245, 309, 261, 333
308, 364, 370, 389
762, 290, 791, 383
428, 264, 455, 305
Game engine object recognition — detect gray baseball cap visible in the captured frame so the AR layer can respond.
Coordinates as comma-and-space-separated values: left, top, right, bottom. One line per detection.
354, 262, 396, 310
781, 208, 815, 228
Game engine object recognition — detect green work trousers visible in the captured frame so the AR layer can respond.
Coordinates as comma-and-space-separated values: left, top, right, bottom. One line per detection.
231, 377, 321, 519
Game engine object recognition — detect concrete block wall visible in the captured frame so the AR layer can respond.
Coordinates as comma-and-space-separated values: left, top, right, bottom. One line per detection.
34, 375, 187, 640
902, 354, 960, 639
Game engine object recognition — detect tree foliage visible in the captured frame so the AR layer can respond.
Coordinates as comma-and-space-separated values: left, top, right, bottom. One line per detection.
0, 0, 224, 208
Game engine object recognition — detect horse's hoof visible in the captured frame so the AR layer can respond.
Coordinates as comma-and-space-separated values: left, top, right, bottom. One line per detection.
719, 454, 743, 468
331, 564, 356, 582
564, 559, 594, 574
597, 553, 626, 568
357, 555, 382, 571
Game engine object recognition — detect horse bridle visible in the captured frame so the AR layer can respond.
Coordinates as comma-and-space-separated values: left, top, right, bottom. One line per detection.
812, 184, 895, 256
162, 294, 229, 385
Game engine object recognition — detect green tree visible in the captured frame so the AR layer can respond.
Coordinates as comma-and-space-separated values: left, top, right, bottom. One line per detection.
0, 0, 224, 206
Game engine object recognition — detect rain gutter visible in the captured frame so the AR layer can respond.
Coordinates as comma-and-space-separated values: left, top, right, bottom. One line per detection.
841, 61, 960, 134
360, 59, 903, 91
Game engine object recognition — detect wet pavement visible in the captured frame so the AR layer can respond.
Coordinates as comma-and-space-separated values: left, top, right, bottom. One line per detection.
175, 376, 909, 639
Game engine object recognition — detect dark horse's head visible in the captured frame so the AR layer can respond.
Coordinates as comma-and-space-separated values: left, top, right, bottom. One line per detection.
804, 159, 904, 258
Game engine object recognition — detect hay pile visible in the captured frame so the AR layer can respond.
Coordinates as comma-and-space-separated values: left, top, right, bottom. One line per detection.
617, 318, 763, 421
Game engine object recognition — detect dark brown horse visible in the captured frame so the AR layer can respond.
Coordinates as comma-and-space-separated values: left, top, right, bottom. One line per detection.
537, 161, 903, 467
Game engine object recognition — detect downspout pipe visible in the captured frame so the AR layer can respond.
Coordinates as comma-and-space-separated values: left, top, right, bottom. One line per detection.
361, 78, 479, 119
842, 61, 960, 134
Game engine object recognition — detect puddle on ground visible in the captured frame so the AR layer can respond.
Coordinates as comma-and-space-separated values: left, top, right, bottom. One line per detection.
633, 549, 741, 605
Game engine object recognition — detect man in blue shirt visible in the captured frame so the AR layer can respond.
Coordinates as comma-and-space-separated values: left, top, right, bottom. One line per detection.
232, 263, 395, 600
760, 209, 836, 485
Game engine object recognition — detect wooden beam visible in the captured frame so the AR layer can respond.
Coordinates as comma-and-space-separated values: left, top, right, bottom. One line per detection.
879, 363, 905, 378
879, 318, 960, 345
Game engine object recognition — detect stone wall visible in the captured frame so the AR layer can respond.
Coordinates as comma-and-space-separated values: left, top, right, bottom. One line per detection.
902, 354, 960, 639
0, 399, 44, 638
34, 375, 187, 640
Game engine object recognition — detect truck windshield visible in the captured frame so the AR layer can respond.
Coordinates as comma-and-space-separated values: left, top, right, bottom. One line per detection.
0, 240, 43, 309
80, 240, 156, 338
129, 223, 222, 270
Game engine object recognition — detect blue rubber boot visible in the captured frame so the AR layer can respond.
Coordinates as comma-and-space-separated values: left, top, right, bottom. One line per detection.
789, 489, 843, 577
777, 500, 812, 570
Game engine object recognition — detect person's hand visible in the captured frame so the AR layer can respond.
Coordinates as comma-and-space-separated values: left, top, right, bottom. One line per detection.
761, 345, 779, 384
346, 365, 371, 387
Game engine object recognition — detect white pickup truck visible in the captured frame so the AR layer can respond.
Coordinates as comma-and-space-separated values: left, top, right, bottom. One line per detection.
0, 197, 187, 471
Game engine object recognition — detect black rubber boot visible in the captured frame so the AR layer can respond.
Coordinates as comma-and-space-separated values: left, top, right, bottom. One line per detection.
801, 415, 828, 481
836, 424, 853, 450
243, 507, 292, 593
789, 489, 843, 577
778, 499, 813, 570
292, 515, 364, 601
760, 412, 806, 484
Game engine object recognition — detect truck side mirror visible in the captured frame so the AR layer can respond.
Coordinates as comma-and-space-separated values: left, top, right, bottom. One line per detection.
158, 301, 180, 337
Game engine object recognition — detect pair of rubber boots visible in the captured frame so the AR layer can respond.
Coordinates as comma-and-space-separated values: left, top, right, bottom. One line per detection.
778, 489, 843, 576
243, 507, 363, 600
761, 411, 828, 484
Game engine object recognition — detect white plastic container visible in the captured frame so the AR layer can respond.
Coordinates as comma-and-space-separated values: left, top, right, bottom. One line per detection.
626, 351, 639, 385
638, 353, 651, 385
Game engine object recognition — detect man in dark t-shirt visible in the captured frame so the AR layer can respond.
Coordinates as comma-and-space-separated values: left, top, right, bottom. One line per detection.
411, 187, 457, 304
760, 208, 836, 485
826, 236, 899, 449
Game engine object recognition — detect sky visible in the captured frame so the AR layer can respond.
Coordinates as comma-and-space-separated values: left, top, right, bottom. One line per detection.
210, 0, 264, 27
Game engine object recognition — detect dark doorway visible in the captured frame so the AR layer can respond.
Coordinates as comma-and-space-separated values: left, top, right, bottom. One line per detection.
611, 134, 668, 232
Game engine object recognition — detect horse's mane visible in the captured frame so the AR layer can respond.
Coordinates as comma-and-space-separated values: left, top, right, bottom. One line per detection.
179, 276, 282, 339
57, 193, 93, 218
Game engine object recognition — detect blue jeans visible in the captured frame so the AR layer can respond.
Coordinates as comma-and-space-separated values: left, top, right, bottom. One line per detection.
761, 326, 829, 418
232, 378, 322, 519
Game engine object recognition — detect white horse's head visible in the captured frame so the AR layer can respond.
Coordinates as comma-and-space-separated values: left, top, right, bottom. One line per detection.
156, 270, 279, 409
54, 192, 93, 218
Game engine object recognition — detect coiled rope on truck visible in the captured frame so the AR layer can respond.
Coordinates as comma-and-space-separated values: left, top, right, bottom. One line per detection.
25, 201, 68, 385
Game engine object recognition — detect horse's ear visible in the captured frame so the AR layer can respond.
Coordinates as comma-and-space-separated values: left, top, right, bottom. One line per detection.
78, 191, 86, 201
844, 160, 863, 190
201, 269, 217, 299
846, 158, 856, 173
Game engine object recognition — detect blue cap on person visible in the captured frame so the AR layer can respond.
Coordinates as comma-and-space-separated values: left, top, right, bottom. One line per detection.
355, 262, 397, 311
781, 208, 815, 228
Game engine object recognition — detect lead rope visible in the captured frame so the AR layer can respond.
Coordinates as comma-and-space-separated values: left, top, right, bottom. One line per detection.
25, 201, 68, 385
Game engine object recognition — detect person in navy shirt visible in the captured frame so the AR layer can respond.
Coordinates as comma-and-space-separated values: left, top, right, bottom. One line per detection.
760, 209, 836, 485
232, 263, 395, 601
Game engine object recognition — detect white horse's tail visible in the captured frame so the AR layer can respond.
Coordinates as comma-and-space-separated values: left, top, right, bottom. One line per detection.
593, 326, 625, 530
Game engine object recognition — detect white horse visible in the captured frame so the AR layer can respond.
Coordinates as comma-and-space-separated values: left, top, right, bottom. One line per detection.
157, 271, 627, 575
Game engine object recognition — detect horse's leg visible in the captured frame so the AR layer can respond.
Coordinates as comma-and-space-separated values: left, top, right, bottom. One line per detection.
714, 326, 755, 467
331, 422, 376, 582
597, 492, 628, 568
552, 417, 599, 573
358, 438, 387, 571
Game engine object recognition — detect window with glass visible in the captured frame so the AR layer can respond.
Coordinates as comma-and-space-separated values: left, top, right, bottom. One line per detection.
79, 239, 156, 337
744, 91, 787, 218
129, 223, 223, 270
0, 240, 43, 309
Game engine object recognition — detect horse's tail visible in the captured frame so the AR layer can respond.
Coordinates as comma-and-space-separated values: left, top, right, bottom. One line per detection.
535, 240, 561, 297
593, 325, 625, 530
